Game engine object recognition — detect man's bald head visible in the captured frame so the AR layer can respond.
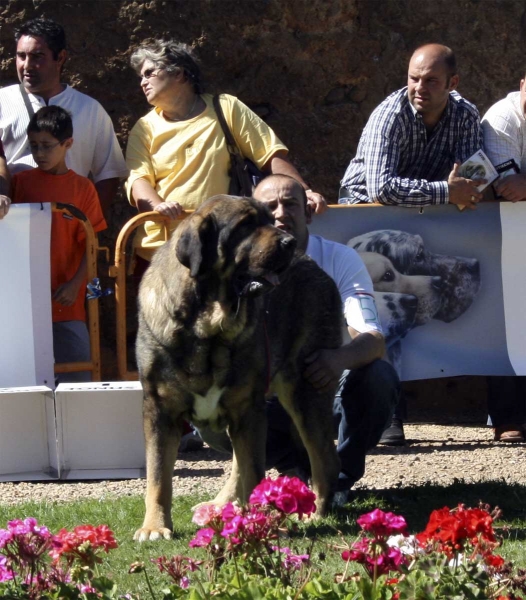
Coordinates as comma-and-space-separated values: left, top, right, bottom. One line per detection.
253, 174, 310, 252
407, 44, 459, 127
410, 44, 456, 79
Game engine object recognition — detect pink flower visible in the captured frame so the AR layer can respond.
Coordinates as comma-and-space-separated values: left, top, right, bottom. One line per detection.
0, 556, 14, 582
153, 555, 201, 587
192, 504, 223, 527
249, 476, 316, 518
189, 528, 215, 548
272, 546, 310, 571
221, 516, 244, 538
342, 537, 408, 576
275, 493, 298, 515
221, 503, 241, 521
357, 509, 408, 538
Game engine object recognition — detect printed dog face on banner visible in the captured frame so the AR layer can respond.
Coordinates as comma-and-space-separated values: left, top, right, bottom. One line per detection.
373, 292, 417, 347
360, 252, 442, 326
348, 230, 481, 322
348, 229, 481, 375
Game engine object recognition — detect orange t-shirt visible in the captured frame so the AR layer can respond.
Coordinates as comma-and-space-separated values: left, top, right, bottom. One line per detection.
11, 168, 107, 323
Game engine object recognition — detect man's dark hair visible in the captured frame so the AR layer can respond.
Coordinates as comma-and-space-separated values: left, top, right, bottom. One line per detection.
15, 18, 66, 59
27, 106, 73, 142
441, 46, 456, 78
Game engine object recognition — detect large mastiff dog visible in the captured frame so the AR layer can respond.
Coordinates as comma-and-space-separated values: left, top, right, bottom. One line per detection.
135, 195, 342, 541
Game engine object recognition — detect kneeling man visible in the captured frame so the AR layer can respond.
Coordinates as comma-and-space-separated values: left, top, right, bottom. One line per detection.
253, 175, 400, 503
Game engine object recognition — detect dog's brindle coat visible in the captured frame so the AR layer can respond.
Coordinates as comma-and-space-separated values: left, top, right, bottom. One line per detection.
135, 195, 342, 541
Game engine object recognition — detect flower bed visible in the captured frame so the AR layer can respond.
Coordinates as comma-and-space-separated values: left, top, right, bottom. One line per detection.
0, 476, 525, 599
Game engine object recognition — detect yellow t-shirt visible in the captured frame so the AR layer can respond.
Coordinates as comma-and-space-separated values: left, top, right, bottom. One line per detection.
126, 93, 288, 259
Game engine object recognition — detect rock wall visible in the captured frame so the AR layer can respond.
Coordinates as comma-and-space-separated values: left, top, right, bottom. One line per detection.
2, 0, 525, 213
1, 0, 523, 386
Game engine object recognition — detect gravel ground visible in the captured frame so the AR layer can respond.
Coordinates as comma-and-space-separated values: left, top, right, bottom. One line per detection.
1, 424, 524, 506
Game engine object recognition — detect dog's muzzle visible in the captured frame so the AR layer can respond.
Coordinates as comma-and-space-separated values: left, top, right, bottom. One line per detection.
234, 234, 296, 298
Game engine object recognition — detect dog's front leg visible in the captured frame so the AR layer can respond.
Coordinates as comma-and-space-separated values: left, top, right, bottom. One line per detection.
276, 378, 340, 518
213, 397, 266, 505
134, 401, 181, 541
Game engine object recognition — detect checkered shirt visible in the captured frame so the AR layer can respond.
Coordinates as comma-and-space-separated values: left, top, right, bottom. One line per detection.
340, 87, 482, 207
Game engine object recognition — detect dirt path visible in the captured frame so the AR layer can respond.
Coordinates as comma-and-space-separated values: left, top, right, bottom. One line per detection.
0, 424, 524, 506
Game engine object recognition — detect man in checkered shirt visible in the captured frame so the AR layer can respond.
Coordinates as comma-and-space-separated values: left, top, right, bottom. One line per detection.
339, 44, 483, 210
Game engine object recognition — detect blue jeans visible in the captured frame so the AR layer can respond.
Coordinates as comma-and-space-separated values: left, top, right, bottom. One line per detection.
53, 321, 92, 384
199, 359, 400, 491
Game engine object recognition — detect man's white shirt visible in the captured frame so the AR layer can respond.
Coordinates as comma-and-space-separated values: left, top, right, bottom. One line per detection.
482, 91, 526, 175
0, 84, 128, 181
306, 234, 382, 335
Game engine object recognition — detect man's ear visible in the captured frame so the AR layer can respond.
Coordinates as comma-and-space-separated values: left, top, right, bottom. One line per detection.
64, 137, 73, 150
305, 202, 313, 225
57, 49, 67, 70
448, 74, 459, 92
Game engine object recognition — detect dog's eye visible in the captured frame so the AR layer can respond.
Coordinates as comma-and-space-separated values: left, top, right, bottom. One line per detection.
414, 251, 424, 262
382, 270, 395, 282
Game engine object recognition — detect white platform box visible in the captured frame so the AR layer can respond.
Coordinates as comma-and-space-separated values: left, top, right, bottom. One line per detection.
0, 386, 58, 481
55, 381, 146, 480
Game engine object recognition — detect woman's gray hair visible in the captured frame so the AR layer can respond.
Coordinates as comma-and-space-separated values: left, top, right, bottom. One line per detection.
130, 39, 203, 93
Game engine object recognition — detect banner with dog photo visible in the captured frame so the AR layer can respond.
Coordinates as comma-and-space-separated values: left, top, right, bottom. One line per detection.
310, 202, 525, 381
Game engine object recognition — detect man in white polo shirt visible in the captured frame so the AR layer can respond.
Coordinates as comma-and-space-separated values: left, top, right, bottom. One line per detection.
481, 79, 526, 442
253, 174, 400, 504
0, 17, 128, 218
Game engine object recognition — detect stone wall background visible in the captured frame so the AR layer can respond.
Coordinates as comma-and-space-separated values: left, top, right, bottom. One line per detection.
0, 0, 522, 389
2, 0, 525, 220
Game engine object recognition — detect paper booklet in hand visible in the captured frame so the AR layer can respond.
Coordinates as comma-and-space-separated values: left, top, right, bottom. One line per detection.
456, 150, 499, 211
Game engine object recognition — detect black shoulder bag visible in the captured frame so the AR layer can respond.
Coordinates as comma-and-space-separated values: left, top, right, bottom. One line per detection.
213, 94, 265, 197
20, 83, 35, 119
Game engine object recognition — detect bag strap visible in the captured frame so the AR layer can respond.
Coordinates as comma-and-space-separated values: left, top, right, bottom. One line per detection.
19, 84, 35, 120
213, 94, 242, 157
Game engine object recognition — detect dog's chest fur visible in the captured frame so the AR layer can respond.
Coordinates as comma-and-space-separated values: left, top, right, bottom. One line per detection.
170, 316, 263, 424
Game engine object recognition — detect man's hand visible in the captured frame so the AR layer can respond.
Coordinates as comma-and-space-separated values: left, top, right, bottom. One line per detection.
154, 201, 185, 219
494, 174, 526, 203
303, 348, 346, 393
448, 163, 484, 209
0, 195, 11, 220
306, 190, 328, 215
53, 280, 82, 307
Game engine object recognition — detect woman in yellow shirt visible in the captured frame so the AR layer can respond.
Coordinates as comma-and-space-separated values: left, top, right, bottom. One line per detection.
126, 38, 325, 261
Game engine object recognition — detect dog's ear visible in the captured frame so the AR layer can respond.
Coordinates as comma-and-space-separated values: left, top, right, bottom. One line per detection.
176, 213, 218, 277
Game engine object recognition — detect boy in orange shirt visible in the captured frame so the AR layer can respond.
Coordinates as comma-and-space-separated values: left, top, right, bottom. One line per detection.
11, 106, 106, 382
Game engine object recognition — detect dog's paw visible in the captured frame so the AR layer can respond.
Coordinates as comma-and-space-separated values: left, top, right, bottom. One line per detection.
133, 527, 173, 542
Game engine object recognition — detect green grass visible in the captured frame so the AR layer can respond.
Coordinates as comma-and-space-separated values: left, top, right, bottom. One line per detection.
2, 480, 526, 596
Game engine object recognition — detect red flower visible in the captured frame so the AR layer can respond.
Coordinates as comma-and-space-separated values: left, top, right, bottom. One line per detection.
50, 524, 117, 564
416, 505, 497, 553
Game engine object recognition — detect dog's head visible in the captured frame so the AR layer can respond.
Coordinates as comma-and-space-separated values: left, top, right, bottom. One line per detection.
348, 230, 480, 322
175, 195, 297, 298
374, 291, 418, 347
359, 252, 442, 326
